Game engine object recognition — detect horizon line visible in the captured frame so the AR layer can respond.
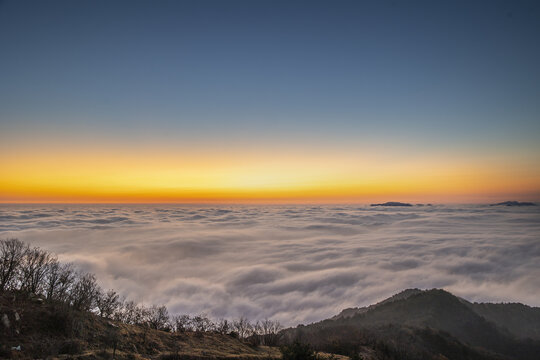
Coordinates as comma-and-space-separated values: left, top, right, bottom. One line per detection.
0, 200, 537, 206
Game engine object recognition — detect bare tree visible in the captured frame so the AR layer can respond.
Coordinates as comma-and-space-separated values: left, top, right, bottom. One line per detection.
44, 258, 77, 302
0, 238, 28, 291
233, 316, 253, 339
116, 301, 149, 326
260, 318, 282, 345
215, 318, 231, 334
116, 300, 137, 324
54, 263, 76, 303
137, 305, 151, 326
147, 305, 170, 331
44, 258, 61, 299
191, 313, 214, 333
97, 289, 122, 319
254, 320, 263, 335
20, 246, 52, 294
173, 314, 192, 332
70, 272, 100, 311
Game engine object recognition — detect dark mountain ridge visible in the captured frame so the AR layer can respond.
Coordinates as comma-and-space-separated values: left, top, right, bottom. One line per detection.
283, 289, 540, 360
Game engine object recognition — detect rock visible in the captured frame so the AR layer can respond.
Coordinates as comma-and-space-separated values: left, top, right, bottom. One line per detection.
2, 314, 10, 329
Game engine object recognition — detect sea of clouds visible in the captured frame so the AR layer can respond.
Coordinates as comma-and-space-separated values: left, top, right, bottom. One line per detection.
1, 204, 539, 326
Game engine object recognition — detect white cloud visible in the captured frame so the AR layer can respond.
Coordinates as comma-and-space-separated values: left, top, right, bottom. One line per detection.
1, 204, 539, 326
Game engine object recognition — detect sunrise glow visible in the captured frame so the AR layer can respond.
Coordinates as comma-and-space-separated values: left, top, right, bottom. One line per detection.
2, 142, 538, 203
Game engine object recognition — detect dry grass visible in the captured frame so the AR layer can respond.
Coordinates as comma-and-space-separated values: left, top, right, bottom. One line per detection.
1, 292, 351, 360
0, 291, 280, 359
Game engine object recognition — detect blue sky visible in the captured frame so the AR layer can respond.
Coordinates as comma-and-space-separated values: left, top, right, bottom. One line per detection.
1, 0, 539, 202
2, 1, 539, 136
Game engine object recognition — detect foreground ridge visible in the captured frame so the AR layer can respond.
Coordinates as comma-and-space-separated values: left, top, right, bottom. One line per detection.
284, 288, 540, 360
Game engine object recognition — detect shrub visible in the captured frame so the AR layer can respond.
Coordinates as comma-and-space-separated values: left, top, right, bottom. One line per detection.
281, 341, 317, 360
158, 354, 182, 360
58, 339, 86, 355
0, 345, 12, 359
44, 307, 74, 336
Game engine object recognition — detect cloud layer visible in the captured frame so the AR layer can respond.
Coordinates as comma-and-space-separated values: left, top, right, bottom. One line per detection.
1, 204, 539, 325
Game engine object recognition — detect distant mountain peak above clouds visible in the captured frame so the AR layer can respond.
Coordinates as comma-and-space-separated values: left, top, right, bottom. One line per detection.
491, 201, 537, 206
370, 202, 413, 207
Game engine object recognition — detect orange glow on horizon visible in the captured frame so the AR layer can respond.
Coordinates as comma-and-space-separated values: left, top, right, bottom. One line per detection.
1, 145, 539, 204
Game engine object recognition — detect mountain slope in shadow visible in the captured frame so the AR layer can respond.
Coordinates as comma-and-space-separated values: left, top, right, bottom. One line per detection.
283, 289, 540, 360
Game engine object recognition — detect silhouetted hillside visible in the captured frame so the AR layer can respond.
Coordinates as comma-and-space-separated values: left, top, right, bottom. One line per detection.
0, 290, 281, 360
283, 289, 540, 360
469, 302, 540, 340
332, 288, 424, 320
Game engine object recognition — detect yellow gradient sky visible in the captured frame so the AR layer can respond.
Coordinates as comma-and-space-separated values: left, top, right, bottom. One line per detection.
2, 140, 539, 203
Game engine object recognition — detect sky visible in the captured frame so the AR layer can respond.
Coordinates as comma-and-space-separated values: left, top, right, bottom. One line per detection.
1, 0, 539, 203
